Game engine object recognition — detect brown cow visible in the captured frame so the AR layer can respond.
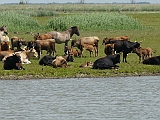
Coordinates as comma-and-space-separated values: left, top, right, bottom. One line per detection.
71, 36, 99, 57
64, 46, 80, 57
79, 61, 93, 68
52, 56, 68, 68
102, 36, 130, 45
34, 33, 52, 40
132, 47, 152, 63
104, 43, 115, 55
34, 39, 56, 59
0, 41, 10, 51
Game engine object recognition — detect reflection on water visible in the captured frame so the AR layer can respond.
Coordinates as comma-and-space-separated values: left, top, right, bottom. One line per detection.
0, 76, 160, 119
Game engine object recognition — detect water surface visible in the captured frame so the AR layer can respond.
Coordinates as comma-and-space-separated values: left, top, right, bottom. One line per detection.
0, 76, 160, 119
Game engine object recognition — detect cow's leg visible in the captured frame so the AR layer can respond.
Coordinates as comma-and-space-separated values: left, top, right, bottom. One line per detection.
123, 53, 127, 62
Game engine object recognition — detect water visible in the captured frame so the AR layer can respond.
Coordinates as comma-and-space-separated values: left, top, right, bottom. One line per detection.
0, 76, 160, 120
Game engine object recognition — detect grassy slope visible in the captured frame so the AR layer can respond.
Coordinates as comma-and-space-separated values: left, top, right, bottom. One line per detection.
1, 12, 160, 79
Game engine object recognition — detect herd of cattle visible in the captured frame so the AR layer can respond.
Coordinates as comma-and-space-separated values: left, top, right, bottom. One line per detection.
0, 25, 160, 70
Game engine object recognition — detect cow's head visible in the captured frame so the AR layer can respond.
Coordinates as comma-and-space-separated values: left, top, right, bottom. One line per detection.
0, 26, 8, 35
28, 48, 38, 58
34, 33, 40, 40
102, 37, 109, 45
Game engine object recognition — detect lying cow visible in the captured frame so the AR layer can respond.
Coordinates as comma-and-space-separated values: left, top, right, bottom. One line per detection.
52, 56, 68, 68
64, 46, 80, 57
92, 54, 120, 69
2, 48, 38, 64
39, 55, 56, 66
3, 54, 25, 70
143, 56, 160, 65
62, 53, 74, 62
79, 61, 93, 68
0, 50, 14, 61
132, 47, 152, 63
34, 33, 52, 40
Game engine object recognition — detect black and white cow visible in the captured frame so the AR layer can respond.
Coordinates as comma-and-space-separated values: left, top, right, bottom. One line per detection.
3, 54, 25, 70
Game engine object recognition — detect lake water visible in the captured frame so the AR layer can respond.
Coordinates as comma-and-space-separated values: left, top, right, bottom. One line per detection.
0, 76, 160, 120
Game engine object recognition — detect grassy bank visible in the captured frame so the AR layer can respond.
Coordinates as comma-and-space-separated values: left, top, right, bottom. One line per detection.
0, 4, 160, 79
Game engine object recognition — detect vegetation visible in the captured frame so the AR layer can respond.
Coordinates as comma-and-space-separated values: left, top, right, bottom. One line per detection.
0, 4, 160, 79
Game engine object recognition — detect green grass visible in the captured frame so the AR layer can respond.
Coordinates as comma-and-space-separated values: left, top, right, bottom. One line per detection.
0, 4, 160, 79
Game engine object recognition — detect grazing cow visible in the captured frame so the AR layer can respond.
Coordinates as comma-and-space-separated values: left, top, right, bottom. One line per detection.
71, 36, 99, 57
34, 39, 56, 59
3, 54, 25, 70
105, 40, 140, 62
143, 56, 160, 65
104, 43, 115, 55
39, 55, 56, 66
11, 36, 27, 50
34, 33, 52, 40
79, 61, 93, 68
102, 36, 130, 45
132, 47, 152, 63
92, 54, 120, 69
52, 56, 68, 68
0, 41, 10, 51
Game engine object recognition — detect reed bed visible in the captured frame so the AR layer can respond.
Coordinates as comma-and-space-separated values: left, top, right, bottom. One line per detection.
1, 4, 160, 15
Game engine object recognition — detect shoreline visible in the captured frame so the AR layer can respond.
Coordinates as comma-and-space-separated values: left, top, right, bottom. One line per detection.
1, 72, 160, 80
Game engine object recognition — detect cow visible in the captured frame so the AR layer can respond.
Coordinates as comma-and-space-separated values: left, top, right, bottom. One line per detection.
71, 36, 99, 57
3, 54, 25, 70
0, 41, 10, 51
0, 50, 14, 61
143, 56, 160, 65
34, 33, 52, 40
92, 54, 120, 69
11, 36, 27, 50
104, 43, 115, 55
62, 53, 74, 62
64, 46, 80, 57
105, 40, 140, 62
34, 39, 56, 59
79, 61, 93, 68
132, 47, 153, 63
39, 55, 56, 66
102, 36, 130, 45
2, 48, 38, 64
52, 56, 68, 68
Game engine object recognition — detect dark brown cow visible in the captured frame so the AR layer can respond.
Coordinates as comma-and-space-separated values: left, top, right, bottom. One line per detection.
0, 41, 10, 51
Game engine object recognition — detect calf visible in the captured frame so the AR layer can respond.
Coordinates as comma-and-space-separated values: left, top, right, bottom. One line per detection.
71, 36, 99, 57
104, 43, 115, 55
34, 39, 56, 59
132, 47, 152, 63
64, 46, 80, 57
62, 53, 74, 62
79, 61, 93, 68
92, 54, 120, 69
52, 56, 68, 68
143, 56, 160, 65
34, 33, 52, 40
3, 54, 25, 70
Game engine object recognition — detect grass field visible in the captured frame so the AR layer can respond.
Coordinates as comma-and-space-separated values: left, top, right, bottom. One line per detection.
0, 4, 160, 79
